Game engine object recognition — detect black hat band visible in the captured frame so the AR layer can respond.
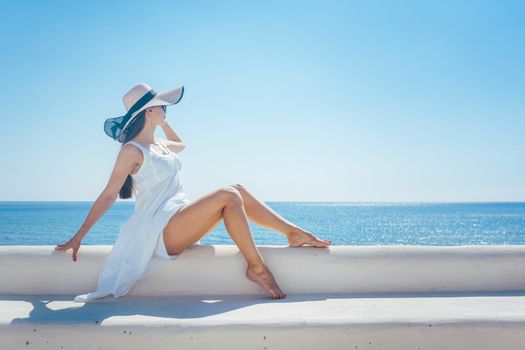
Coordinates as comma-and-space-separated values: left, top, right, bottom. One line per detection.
120, 88, 158, 128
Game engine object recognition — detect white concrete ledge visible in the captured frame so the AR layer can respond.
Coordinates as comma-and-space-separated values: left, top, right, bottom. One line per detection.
1, 245, 525, 295
1, 245, 525, 349
1, 292, 525, 349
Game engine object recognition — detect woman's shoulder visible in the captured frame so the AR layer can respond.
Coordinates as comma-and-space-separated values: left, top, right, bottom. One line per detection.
120, 142, 146, 161
123, 140, 147, 152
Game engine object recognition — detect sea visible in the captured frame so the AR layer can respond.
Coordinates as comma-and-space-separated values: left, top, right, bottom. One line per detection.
0, 201, 524, 246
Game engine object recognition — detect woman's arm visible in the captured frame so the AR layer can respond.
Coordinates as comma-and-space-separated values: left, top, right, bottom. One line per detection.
160, 120, 183, 143
55, 145, 139, 261
73, 194, 116, 241
159, 120, 186, 153
55, 193, 116, 261
55, 195, 116, 261
73, 145, 138, 241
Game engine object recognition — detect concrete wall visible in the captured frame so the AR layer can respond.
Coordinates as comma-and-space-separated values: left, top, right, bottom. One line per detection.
2, 244, 525, 296
2, 245, 525, 350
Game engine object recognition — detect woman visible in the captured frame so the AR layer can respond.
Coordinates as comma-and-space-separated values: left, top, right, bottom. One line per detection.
55, 82, 331, 301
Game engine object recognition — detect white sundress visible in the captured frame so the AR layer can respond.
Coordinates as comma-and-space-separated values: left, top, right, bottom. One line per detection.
74, 137, 199, 302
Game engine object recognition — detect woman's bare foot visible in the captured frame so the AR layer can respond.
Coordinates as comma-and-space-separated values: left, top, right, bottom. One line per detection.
287, 227, 332, 248
246, 264, 286, 299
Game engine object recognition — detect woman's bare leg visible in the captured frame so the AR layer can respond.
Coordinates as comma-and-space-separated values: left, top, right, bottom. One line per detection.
222, 190, 286, 299
162, 186, 286, 299
230, 183, 331, 248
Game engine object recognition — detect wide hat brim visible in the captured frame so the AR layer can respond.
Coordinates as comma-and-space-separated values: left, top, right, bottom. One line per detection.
134, 85, 185, 117
104, 85, 184, 142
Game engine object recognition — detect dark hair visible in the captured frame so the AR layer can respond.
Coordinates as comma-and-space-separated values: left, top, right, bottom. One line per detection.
118, 109, 147, 199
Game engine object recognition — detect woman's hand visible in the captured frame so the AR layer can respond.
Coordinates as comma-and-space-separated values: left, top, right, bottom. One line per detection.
55, 236, 82, 262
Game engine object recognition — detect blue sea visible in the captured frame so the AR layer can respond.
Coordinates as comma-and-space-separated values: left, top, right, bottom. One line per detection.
0, 201, 524, 246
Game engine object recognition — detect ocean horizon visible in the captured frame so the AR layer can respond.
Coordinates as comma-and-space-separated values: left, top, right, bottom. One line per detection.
1, 201, 524, 247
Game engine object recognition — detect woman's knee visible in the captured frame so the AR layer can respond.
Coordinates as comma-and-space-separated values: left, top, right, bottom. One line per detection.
230, 183, 247, 196
218, 186, 243, 206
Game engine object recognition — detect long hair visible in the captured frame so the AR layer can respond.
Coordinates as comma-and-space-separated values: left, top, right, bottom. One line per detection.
118, 109, 147, 199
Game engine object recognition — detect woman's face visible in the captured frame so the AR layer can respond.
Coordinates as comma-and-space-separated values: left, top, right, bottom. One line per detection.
146, 105, 167, 125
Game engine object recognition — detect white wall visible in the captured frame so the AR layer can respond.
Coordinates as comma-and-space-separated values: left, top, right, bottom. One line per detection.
1, 244, 525, 296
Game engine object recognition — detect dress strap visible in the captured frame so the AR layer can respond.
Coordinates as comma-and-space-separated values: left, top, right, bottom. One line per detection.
125, 141, 149, 155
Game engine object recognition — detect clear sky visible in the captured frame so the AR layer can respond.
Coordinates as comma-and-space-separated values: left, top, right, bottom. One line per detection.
0, 0, 523, 202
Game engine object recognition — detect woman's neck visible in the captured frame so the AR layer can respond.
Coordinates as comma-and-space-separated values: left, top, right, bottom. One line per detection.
131, 125, 156, 145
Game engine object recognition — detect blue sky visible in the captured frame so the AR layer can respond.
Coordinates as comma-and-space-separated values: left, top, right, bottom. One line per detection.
0, 0, 523, 202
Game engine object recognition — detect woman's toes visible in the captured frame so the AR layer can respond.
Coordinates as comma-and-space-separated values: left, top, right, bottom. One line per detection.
311, 237, 329, 247
287, 228, 332, 248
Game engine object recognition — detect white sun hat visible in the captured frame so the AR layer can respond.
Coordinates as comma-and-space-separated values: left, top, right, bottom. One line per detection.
104, 82, 184, 142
